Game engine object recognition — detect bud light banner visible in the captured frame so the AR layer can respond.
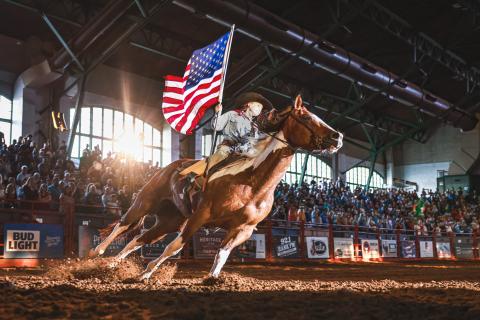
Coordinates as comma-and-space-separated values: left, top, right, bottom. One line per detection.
4, 224, 63, 259
305, 236, 329, 259
78, 226, 128, 258
361, 239, 380, 260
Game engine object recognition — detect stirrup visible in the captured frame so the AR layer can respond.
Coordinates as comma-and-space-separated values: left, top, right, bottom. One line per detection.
186, 172, 197, 184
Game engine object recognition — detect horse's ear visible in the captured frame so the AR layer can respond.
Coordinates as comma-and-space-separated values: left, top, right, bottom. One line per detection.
294, 95, 303, 110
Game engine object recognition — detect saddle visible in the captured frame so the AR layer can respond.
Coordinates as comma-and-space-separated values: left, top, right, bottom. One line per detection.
174, 156, 242, 217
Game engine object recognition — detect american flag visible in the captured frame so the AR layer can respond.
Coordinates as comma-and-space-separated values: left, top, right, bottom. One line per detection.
162, 32, 231, 135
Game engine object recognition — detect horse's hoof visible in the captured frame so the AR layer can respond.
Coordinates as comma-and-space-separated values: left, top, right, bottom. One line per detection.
88, 249, 98, 258
139, 272, 152, 282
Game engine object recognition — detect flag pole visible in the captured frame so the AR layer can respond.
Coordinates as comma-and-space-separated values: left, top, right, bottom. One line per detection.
209, 24, 235, 157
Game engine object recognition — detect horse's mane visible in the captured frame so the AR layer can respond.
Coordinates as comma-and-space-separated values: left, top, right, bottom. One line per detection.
256, 106, 292, 133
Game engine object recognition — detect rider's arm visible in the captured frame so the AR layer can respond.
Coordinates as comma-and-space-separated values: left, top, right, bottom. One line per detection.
212, 111, 232, 131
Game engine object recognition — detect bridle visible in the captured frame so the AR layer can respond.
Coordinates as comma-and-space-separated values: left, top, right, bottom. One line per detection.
252, 107, 328, 154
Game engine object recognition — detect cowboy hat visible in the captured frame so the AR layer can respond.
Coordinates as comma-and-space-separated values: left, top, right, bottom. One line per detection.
234, 92, 274, 111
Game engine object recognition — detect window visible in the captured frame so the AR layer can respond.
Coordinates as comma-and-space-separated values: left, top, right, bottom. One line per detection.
346, 166, 384, 189
284, 153, 332, 184
69, 107, 164, 165
201, 131, 224, 158
0, 95, 12, 144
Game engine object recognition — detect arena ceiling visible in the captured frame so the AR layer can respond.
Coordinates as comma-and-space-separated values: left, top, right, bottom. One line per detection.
1, 0, 480, 151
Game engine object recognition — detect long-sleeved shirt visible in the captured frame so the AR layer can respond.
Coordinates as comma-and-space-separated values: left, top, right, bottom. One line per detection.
212, 110, 256, 145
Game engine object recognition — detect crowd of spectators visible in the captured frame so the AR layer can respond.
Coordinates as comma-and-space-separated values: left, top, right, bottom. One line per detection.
0, 133, 159, 216
1, 133, 480, 236
271, 179, 480, 235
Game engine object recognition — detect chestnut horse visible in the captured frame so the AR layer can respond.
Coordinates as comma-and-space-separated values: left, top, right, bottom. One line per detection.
90, 95, 343, 280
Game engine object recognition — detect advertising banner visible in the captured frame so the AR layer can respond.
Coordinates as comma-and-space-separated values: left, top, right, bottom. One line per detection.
381, 239, 398, 258
455, 238, 474, 259
361, 239, 380, 259
419, 241, 434, 258
4, 224, 63, 259
272, 228, 300, 258
436, 242, 451, 258
333, 237, 354, 259
235, 233, 266, 259
305, 236, 329, 259
193, 228, 226, 259
274, 235, 299, 258
141, 232, 179, 259
78, 226, 128, 258
401, 240, 416, 258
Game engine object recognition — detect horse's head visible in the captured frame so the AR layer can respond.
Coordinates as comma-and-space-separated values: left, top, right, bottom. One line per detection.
269, 95, 343, 154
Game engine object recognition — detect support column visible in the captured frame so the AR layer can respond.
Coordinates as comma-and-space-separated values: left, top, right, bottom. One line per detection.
67, 75, 86, 157
299, 153, 310, 184
385, 147, 394, 187
332, 152, 339, 181
365, 150, 377, 190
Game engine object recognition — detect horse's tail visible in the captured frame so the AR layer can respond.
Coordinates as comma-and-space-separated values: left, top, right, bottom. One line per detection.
99, 216, 146, 238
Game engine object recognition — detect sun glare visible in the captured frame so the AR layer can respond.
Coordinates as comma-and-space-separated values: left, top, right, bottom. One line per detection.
115, 130, 144, 161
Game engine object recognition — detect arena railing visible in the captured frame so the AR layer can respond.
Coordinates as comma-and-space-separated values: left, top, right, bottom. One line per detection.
0, 203, 478, 262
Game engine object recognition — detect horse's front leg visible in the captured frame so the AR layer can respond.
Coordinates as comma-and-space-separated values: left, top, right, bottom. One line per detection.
209, 224, 255, 278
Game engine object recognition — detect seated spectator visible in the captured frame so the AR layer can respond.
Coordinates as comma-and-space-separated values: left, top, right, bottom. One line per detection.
60, 182, 76, 212
48, 176, 62, 201
5, 178, 17, 207
102, 187, 120, 216
21, 177, 38, 201
84, 183, 102, 207
16, 165, 30, 186
38, 183, 51, 202
0, 175, 5, 200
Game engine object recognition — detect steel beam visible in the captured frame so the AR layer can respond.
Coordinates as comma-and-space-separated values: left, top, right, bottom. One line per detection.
41, 13, 84, 71
67, 75, 86, 157
343, 0, 480, 87
228, 0, 370, 99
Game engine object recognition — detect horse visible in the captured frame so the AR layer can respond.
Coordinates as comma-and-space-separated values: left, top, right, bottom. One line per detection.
90, 95, 343, 280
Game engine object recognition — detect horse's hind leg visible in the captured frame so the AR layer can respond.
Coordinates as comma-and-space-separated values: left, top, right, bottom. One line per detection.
110, 209, 187, 267
209, 224, 255, 278
139, 207, 209, 280
90, 201, 150, 257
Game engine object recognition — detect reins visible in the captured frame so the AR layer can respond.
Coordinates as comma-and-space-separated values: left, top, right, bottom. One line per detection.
248, 108, 326, 155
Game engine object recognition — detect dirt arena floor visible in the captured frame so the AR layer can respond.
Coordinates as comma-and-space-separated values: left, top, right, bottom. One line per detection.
1, 259, 480, 320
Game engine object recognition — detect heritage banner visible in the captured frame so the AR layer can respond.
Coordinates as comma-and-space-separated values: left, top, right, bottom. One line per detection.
193, 228, 226, 259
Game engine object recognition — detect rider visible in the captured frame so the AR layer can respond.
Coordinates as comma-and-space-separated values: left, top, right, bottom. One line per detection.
180, 91, 273, 178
